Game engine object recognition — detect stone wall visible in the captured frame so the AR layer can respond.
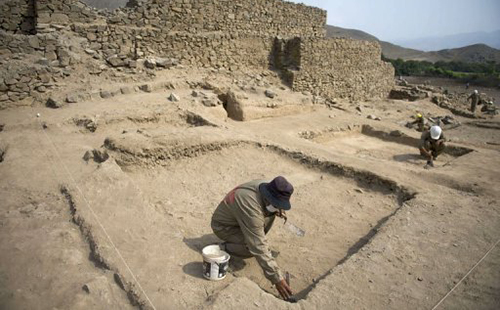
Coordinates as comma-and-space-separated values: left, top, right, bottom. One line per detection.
106, 0, 326, 38
36, 0, 102, 26
282, 37, 394, 100
0, 0, 395, 105
0, 30, 75, 66
0, 0, 36, 34
72, 24, 273, 70
0, 30, 77, 105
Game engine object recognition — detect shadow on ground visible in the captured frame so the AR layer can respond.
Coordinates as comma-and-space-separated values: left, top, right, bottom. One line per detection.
393, 153, 423, 164
183, 234, 221, 253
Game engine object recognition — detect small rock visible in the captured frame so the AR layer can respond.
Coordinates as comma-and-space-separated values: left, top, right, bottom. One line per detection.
36, 58, 50, 66
367, 114, 376, 120
168, 93, 180, 102
156, 58, 175, 68
66, 92, 88, 103
106, 55, 126, 67
46, 97, 63, 109
82, 284, 90, 294
100, 90, 112, 99
191, 90, 199, 97
202, 98, 217, 107
83, 149, 109, 163
264, 89, 276, 99
355, 188, 364, 194
356, 106, 363, 112
144, 59, 156, 69
82, 150, 93, 162
93, 150, 109, 163
139, 84, 153, 93
120, 86, 134, 95
417, 277, 423, 281
127, 60, 137, 68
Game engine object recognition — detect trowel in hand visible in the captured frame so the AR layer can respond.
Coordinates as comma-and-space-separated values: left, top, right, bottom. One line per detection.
285, 222, 305, 237
279, 210, 305, 237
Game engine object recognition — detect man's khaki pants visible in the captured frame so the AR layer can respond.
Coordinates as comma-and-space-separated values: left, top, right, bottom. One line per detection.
211, 216, 275, 258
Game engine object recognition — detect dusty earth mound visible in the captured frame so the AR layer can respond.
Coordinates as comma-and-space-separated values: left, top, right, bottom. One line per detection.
0, 66, 499, 310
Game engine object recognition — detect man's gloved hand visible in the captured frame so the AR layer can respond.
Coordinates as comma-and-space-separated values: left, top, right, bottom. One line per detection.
275, 278, 293, 300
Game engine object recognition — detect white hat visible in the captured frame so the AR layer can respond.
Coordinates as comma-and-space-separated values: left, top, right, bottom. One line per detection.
474, 90, 478, 94
430, 126, 442, 140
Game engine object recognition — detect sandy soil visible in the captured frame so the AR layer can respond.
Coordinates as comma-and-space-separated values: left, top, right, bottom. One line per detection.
0, 68, 499, 310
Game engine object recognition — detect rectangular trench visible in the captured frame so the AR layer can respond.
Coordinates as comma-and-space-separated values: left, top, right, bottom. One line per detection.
301, 124, 473, 168
96, 139, 414, 305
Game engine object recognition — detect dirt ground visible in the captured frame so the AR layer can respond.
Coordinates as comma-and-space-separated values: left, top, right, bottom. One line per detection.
0, 67, 499, 310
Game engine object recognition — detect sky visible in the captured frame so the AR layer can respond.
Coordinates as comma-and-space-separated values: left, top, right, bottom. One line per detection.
287, 0, 500, 42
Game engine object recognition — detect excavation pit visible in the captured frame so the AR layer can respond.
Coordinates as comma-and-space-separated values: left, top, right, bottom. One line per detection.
98, 138, 412, 305
301, 125, 473, 167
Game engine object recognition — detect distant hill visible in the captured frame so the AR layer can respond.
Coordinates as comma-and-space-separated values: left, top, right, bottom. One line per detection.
326, 25, 427, 60
325, 25, 379, 42
326, 25, 500, 64
394, 30, 500, 51
426, 44, 500, 63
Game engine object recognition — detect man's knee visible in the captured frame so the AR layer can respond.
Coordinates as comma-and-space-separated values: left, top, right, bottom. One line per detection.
436, 143, 445, 155
419, 147, 430, 157
224, 242, 253, 258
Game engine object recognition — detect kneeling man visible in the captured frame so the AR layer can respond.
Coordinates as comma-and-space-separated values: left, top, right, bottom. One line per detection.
419, 125, 446, 168
211, 176, 294, 300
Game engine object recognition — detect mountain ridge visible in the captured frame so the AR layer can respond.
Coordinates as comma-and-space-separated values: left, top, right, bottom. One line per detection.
394, 30, 500, 51
326, 25, 500, 64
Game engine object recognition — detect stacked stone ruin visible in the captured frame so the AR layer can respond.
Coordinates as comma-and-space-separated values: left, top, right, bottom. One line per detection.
0, 0, 394, 105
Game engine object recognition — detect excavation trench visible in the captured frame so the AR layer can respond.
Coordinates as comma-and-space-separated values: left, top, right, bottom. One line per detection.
60, 185, 147, 309
91, 138, 416, 304
301, 124, 473, 167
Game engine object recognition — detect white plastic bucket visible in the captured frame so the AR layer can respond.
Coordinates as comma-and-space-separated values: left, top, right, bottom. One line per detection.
202, 245, 230, 281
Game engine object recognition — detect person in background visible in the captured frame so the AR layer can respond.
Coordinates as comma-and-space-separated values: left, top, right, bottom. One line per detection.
407, 113, 429, 132
481, 100, 498, 115
467, 90, 481, 113
419, 126, 446, 168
